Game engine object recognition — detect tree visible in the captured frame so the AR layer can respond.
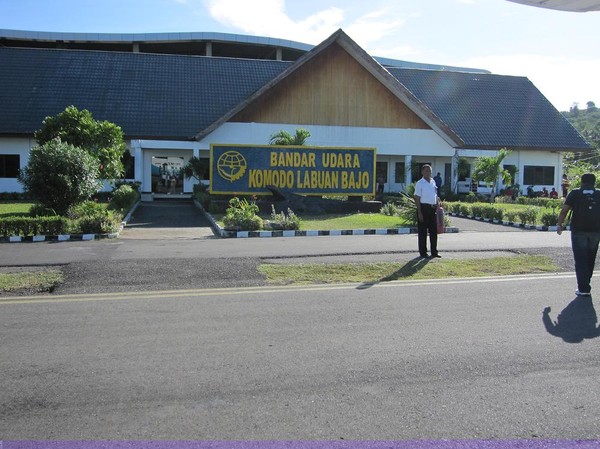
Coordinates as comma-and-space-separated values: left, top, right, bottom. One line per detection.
472, 148, 512, 201
268, 128, 311, 146
34, 105, 126, 180
183, 156, 209, 181
18, 138, 101, 215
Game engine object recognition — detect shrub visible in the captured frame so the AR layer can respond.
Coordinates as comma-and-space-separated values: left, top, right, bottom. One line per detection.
222, 197, 263, 231
480, 205, 498, 220
0, 216, 70, 236
18, 138, 101, 215
113, 180, 141, 192
66, 200, 106, 220
459, 204, 472, 216
505, 211, 518, 223
66, 200, 123, 234
540, 210, 560, 227
471, 205, 484, 217
397, 192, 418, 226
380, 202, 400, 216
517, 207, 538, 225
494, 195, 515, 204
29, 203, 58, 217
265, 205, 301, 230
463, 192, 480, 203
76, 209, 123, 234
109, 184, 138, 211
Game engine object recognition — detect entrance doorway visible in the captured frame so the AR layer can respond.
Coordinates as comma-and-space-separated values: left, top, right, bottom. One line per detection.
151, 156, 185, 195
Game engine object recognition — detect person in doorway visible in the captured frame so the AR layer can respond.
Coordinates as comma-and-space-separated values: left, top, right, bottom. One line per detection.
562, 174, 570, 198
434, 172, 443, 190
557, 173, 600, 296
414, 164, 441, 258
377, 175, 385, 194
169, 175, 177, 194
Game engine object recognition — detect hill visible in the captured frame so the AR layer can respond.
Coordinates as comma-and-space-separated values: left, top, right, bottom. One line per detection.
562, 102, 600, 151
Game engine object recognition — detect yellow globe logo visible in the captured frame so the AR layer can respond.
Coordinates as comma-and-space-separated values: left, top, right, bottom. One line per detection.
217, 151, 247, 182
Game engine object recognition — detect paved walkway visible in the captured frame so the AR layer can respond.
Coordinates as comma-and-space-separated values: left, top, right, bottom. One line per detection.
120, 199, 216, 240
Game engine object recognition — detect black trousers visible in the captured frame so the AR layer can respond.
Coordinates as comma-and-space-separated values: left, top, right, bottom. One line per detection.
418, 203, 438, 256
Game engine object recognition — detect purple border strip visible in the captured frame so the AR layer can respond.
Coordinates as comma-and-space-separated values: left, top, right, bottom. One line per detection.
3, 441, 600, 449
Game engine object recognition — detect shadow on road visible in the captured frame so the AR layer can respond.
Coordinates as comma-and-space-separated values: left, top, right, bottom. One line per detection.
542, 296, 600, 343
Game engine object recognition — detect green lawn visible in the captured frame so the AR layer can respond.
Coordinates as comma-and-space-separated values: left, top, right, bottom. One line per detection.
258, 255, 559, 285
0, 270, 63, 294
213, 212, 410, 230
298, 213, 408, 230
0, 201, 35, 218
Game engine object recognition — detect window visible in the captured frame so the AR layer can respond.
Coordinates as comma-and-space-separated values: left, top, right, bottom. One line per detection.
503, 164, 517, 185
395, 162, 405, 183
0, 155, 20, 178
524, 165, 554, 185
376, 161, 388, 182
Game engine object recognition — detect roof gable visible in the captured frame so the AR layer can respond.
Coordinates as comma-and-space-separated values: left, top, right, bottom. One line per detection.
196, 29, 464, 146
230, 41, 430, 130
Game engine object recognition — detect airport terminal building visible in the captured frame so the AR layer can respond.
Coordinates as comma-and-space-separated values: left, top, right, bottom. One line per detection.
0, 28, 591, 199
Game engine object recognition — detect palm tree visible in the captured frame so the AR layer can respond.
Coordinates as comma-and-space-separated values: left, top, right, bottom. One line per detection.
472, 148, 512, 201
183, 156, 207, 181
269, 128, 311, 146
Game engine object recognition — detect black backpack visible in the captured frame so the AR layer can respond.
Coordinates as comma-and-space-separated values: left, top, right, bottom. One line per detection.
571, 189, 600, 232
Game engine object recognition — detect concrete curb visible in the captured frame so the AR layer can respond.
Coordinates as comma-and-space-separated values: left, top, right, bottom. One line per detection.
194, 199, 459, 239
448, 212, 566, 232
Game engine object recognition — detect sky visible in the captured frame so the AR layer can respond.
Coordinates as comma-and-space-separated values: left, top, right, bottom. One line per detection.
0, 0, 598, 112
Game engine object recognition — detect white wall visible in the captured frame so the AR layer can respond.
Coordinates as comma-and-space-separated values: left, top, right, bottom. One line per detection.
200, 122, 453, 156
0, 129, 566, 196
0, 137, 34, 193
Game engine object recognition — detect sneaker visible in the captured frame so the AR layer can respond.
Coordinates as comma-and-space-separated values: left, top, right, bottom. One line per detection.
430, 253, 442, 258
576, 290, 591, 296
420, 253, 429, 258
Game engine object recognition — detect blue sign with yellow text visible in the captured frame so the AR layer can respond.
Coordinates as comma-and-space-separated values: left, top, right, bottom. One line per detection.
210, 144, 376, 195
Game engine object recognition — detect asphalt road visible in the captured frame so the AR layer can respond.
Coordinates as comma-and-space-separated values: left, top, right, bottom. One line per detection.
1, 201, 599, 440
0, 201, 580, 295
1, 274, 599, 439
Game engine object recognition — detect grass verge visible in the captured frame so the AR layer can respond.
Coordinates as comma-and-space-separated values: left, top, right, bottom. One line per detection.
0, 270, 63, 294
213, 212, 409, 230
258, 255, 559, 285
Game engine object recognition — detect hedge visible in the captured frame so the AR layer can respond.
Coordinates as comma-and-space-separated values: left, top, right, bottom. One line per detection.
0, 216, 70, 237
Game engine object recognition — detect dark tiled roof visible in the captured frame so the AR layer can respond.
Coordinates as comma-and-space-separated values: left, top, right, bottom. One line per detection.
387, 67, 590, 150
0, 47, 289, 139
0, 46, 590, 151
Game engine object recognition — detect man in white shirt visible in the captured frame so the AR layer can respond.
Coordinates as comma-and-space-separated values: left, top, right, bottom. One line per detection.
414, 164, 441, 258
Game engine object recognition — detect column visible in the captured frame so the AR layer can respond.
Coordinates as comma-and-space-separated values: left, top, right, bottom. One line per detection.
452, 149, 459, 195
405, 154, 412, 189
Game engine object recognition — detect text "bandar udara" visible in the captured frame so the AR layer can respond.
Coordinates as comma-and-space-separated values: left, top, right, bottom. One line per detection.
270, 151, 362, 169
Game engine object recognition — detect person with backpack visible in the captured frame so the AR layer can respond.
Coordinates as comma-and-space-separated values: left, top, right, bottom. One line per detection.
557, 173, 600, 296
